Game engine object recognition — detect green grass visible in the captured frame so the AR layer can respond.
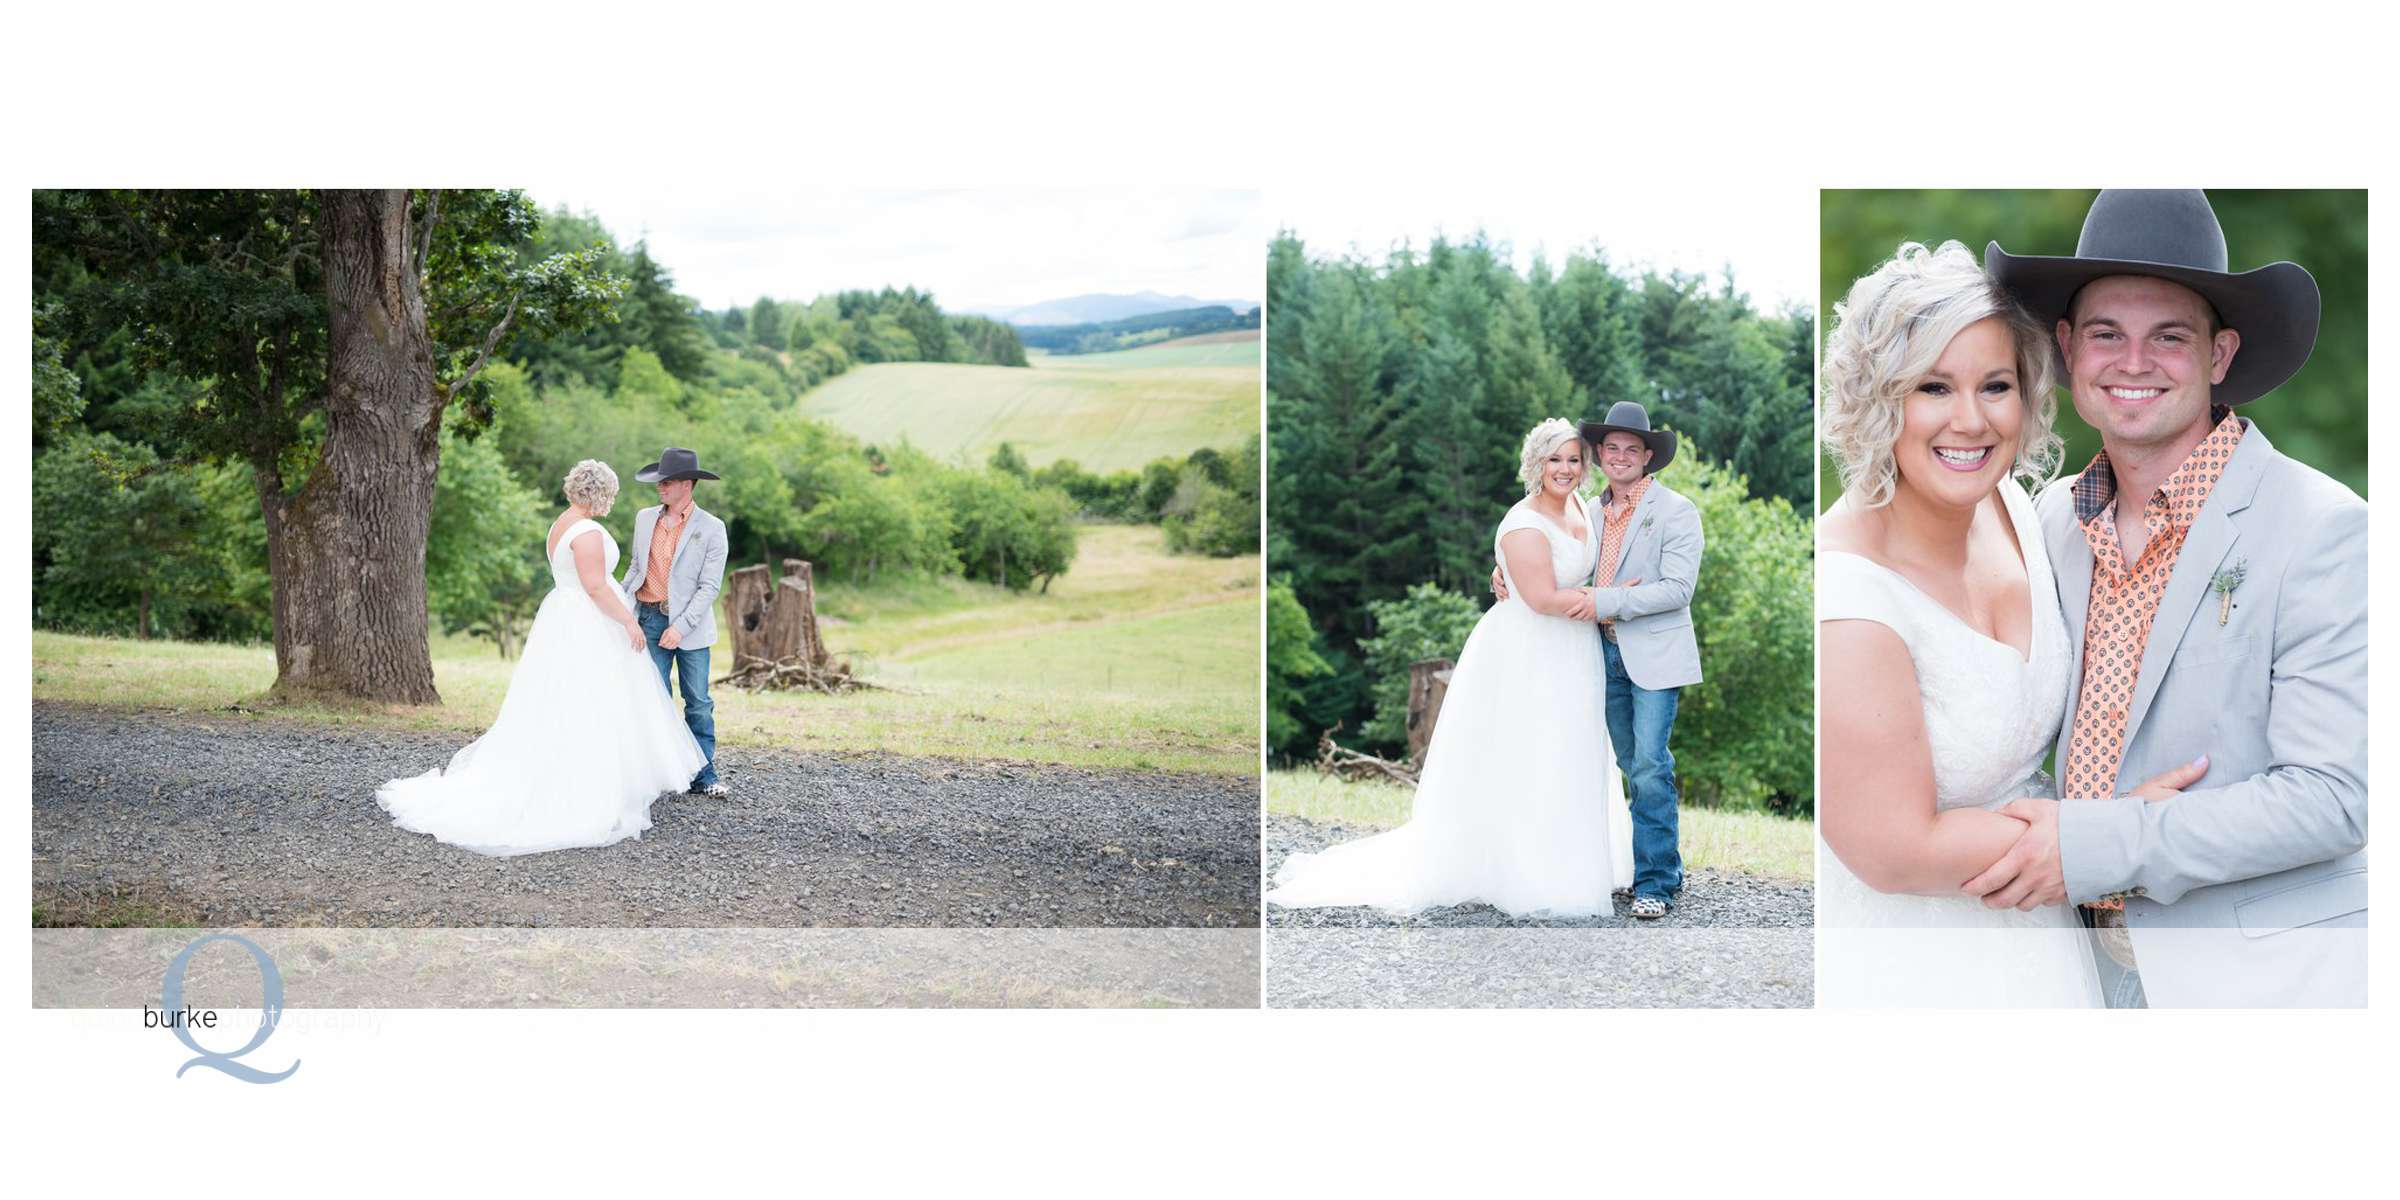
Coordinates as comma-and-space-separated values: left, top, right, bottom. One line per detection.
1265, 770, 1813, 881
796, 357, 1257, 473
32, 526, 1261, 776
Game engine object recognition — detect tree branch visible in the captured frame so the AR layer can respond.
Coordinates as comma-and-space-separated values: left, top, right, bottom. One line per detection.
444, 291, 519, 405
416, 190, 442, 282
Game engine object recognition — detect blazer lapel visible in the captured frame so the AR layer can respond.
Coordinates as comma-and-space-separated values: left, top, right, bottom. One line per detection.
2045, 487, 2095, 756
629, 508, 656, 576
665, 504, 707, 576
2121, 428, 2269, 739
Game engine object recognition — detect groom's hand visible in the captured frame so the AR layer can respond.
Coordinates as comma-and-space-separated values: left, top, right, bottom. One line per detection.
1489, 566, 1510, 601
659, 627, 683, 651
1963, 798, 2064, 911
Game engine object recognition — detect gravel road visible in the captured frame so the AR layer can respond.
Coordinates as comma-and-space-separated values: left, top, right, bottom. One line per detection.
31, 704, 1260, 929
1263, 813, 1813, 1007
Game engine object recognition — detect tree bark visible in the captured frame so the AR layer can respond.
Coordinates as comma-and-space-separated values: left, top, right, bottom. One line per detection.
261, 189, 443, 704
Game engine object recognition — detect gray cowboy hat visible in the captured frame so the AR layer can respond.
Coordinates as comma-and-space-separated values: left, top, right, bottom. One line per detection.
1984, 189, 2319, 407
633, 447, 721, 483
1578, 400, 1675, 474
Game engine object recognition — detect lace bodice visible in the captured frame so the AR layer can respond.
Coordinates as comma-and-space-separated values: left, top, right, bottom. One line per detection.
548, 519, 620, 591
1817, 478, 2068, 812
1494, 499, 1598, 595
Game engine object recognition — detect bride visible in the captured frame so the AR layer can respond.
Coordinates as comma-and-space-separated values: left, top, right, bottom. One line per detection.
376, 459, 707, 856
1267, 418, 1633, 917
1816, 242, 2201, 1006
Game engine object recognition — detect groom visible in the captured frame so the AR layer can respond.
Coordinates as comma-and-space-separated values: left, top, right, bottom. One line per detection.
623, 447, 733, 799
1965, 189, 2367, 1007
1494, 400, 1705, 920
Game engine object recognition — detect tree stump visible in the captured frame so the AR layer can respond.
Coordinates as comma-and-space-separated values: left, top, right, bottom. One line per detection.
725, 558, 825, 668
717, 559, 872, 693
1405, 657, 1455, 763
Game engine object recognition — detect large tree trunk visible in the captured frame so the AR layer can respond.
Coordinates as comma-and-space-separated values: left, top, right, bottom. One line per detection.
261, 189, 443, 704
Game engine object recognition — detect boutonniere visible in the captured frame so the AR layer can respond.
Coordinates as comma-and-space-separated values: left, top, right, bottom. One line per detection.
2211, 560, 2247, 626
1641, 515, 1654, 529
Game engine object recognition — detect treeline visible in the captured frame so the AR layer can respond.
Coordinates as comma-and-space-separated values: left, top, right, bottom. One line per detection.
1015, 304, 1259, 355
1266, 232, 1814, 814
507, 208, 1028, 399
29, 195, 1231, 657
1006, 434, 1261, 557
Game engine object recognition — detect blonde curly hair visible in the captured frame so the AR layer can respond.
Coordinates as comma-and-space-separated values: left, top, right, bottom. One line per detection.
1517, 417, 1589, 496
1821, 240, 2062, 508
562, 459, 620, 516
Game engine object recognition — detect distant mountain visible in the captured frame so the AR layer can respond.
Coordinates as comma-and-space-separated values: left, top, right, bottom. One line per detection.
966, 291, 1260, 327
1014, 305, 1261, 355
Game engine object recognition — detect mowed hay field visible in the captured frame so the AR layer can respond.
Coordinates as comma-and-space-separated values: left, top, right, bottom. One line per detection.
798, 331, 1259, 472
32, 526, 1259, 775
1028, 330, 1260, 372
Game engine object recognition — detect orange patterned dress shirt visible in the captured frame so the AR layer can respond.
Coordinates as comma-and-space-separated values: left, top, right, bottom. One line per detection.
2063, 407, 2245, 919
635, 507, 688, 605
1595, 475, 1652, 629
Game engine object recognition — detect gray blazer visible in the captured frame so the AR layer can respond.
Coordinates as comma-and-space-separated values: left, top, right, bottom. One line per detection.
2038, 422, 2367, 1007
619, 503, 729, 650
1584, 480, 1703, 690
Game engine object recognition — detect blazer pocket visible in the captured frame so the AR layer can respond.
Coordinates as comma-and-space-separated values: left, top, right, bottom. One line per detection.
2234, 868, 2368, 938
2178, 634, 2255, 667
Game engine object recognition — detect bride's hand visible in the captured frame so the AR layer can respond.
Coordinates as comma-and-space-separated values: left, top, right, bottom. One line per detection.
1563, 588, 1596, 622
2129, 755, 2209, 803
625, 621, 648, 653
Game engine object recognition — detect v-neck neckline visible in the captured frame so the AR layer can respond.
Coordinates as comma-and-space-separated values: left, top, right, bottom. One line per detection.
1823, 485, 2038, 666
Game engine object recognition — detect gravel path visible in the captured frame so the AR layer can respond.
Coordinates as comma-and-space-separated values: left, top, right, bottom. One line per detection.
1264, 814, 1811, 929
31, 704, 1259, 929
1262, 814, 1812, 1006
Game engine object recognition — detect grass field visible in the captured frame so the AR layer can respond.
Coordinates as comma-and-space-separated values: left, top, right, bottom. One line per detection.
1027, 331, 1260, 371
32, 526, 1260, 776
797, 347, 1256, 472
1265, 770, 1813, 881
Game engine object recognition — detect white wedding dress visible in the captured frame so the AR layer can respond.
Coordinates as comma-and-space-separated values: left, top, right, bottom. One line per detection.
375, 518, 707, 856
1816, 478, 2102, 1006
1267, 498, 1634, 916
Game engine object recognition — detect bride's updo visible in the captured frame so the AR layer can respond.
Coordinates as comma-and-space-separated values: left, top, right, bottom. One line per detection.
563, 459, 620, 517
1516, 417, 1588, 496
1821, 240, 2061, 508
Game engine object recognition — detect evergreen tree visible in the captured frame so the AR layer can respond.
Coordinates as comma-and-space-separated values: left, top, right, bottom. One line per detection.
620, 244, 709, 382
749, 296, 787, 351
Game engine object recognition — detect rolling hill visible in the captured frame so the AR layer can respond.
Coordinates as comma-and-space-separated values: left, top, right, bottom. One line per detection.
795, 339, 1257, 472
965, 291, 1259, 326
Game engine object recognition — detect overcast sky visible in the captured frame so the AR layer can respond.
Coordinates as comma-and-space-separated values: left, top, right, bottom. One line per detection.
1269, 184, 1817, 313
516, 185, 1264, 314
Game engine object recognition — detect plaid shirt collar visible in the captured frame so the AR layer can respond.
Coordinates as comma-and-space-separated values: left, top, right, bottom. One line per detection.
2072, 405, 2244, 527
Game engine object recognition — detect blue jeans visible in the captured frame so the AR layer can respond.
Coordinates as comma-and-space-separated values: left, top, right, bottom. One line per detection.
1603, 636, 1682, 902
637, 601, 716, 788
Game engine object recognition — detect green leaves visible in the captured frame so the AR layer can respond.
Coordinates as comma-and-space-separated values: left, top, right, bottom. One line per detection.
1267, 577, 1333, 753
1356, 583, 1484, 749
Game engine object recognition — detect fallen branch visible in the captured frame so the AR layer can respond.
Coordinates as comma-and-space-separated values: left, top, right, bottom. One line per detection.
1314, 722, 1420, 786
715, 652, 878, 695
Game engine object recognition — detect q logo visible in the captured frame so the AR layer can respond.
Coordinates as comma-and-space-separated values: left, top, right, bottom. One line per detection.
160, 934, 300, 1084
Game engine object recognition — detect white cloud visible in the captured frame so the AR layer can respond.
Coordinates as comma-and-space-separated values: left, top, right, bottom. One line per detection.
515, 185, 1265, 314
